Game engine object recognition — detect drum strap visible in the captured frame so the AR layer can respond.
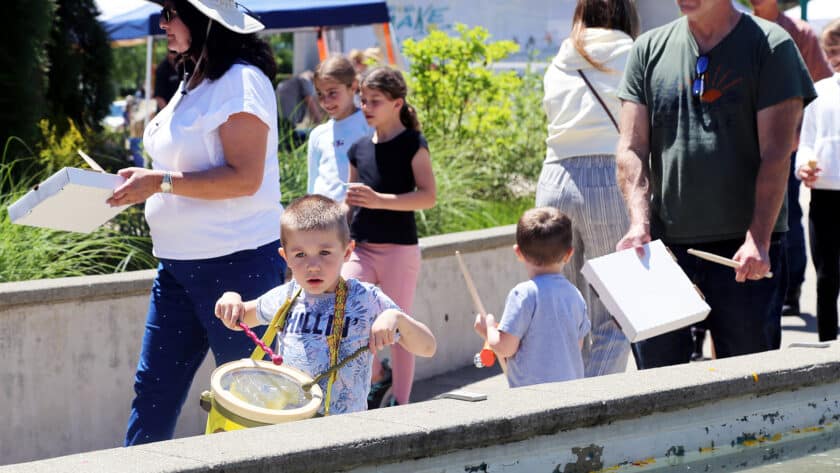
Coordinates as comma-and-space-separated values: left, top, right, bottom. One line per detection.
250, 278, 349, 416
250, 286, 303, 361
324, 278, 348, 416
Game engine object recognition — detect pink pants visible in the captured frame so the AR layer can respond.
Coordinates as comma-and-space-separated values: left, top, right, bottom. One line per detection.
341, 242, 421, 404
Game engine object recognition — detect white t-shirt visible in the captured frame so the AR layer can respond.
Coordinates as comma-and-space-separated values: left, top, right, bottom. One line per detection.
306, 109, 371, 202
143, 63, 282, 260
256, 278, 399, 415
797, 74, 840, 190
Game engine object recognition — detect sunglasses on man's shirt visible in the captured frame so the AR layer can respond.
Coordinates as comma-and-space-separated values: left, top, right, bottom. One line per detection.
693, 55, 709, 99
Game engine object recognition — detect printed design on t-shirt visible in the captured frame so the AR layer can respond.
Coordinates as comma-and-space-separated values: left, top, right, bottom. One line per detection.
334, 139, 345, 147
259, 280, 398, 414
694, 64, 743, 103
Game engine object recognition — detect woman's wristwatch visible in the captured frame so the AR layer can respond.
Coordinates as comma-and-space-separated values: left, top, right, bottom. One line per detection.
160, 172, 173, 193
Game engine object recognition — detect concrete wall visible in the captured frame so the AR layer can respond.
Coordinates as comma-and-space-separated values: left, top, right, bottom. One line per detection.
0, 225, 523, 466
3, 337, 839, 473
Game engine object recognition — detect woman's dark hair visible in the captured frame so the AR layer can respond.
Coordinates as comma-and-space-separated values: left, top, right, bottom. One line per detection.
173, 0, 276, 82
571, 0, 639, 72
360, 67, 420, 131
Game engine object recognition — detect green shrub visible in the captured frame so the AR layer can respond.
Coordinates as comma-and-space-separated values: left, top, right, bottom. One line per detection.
0, 0, 55, 163
402, 24, 545, 231
45, 0, 113, 134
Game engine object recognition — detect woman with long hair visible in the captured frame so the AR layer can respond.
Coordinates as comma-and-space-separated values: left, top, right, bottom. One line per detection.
537, 0, 638, 377
107, 0, 285, 445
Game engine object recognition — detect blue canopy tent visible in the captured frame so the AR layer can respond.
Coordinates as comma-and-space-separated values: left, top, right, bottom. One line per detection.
96, 0, 395, 118
100, 0, 391, 41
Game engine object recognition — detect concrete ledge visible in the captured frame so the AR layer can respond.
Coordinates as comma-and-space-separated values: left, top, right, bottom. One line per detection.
419, 225, 516, 259
0, 269, 156, 309
5, 342, 839, 473
0, 226, 515, 310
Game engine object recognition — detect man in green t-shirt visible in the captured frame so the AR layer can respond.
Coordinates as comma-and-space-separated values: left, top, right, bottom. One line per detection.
615, 0, 816, 369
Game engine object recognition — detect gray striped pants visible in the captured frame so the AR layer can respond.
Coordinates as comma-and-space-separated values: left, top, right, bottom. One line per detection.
535, 155, 631, 377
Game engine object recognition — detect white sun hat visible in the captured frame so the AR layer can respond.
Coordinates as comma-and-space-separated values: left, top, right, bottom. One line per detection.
186, 0, 264, 34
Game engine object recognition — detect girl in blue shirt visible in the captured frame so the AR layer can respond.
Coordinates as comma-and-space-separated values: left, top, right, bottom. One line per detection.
306, 56, 372, 202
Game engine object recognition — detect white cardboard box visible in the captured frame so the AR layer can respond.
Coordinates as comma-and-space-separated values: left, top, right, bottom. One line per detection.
581, 240, 711, 343
8, 167, 129, 233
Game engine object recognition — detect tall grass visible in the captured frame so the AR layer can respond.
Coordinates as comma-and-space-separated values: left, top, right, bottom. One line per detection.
0, 154, 155, 283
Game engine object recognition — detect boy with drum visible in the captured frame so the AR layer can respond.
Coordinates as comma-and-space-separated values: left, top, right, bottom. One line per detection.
214, 195, 436, 414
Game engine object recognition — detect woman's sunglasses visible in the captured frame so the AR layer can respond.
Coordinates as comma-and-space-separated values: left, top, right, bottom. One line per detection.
160, 6, 178, 23
692, 55, 709, 99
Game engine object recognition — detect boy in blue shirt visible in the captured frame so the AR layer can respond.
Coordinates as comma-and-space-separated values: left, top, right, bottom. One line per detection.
215, 195, 436, 414
474, 207, 590, 387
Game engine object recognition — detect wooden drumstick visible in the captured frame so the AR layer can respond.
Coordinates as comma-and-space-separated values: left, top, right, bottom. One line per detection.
687, 249, 773, 279
455, 251, 507, 373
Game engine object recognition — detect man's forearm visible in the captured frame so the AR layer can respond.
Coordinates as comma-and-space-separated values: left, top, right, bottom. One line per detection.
749, 153, 789, 249
616, 148, 651, 228
616, 101, 652, 229
751, 97, 804, 249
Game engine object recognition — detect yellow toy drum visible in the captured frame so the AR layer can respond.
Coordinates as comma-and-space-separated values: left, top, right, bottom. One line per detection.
201, 359, 323, 433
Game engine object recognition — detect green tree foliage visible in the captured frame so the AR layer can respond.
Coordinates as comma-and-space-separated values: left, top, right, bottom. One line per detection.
45, 0, 114, 134
0, 1, 55, 160
401, 24, 546, 236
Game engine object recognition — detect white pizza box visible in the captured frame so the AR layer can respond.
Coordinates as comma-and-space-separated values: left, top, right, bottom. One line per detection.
8, 167, 129, 234
581, 239, 710, 343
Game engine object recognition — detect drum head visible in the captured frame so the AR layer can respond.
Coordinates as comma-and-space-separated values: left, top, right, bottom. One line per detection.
211, 359, 323, 424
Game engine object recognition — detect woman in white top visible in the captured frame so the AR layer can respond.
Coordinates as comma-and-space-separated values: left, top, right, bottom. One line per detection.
106, 0, 284, 445
536, 0, 638, 377
797, 18, 840, 342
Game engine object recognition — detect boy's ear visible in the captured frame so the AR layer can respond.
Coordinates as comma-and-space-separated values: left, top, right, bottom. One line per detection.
562, 247, 574, 264
344, 240, 356, 261
278, 247, 287, 262
512, 244, 525, 262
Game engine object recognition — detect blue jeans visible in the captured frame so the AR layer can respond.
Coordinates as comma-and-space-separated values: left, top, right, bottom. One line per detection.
785, 154, 806, 296
632, 236, 787, 369
125, 240, 285, 445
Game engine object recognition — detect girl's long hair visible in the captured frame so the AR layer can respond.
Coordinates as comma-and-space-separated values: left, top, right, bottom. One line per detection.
173, 0, 277, 83
360, 67, 420, 131
570, 0, 639, 72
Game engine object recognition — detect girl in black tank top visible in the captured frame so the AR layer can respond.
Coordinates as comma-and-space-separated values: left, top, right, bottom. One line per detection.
342, 67, 436, 407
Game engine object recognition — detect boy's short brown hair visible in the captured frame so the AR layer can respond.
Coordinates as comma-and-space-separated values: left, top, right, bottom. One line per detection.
280, 195, 350, 247
516, 207, 573, 266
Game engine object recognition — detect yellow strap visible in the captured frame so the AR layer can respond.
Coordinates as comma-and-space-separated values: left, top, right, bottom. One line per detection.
248, 281, 347, 416
324, 278, 348, 416
250, 287, 303, 360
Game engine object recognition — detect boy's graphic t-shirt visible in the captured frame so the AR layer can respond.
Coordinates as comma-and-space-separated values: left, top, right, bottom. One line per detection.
498, 274, 589, 388
255, 278, 399, 415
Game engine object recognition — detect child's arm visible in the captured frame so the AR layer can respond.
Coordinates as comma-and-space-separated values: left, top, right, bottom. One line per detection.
476, 313, 520, 359
345, 147, 436, 211
370, 309, 436, 357
214, 292, 260, 331
306, 130, 320, 194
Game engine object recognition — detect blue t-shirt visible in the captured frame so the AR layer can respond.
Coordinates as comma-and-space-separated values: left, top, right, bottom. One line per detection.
256, 278, 399, 414
498, 274, 589, 388
306, 109, 371, 202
